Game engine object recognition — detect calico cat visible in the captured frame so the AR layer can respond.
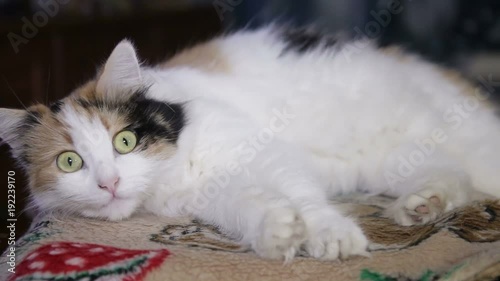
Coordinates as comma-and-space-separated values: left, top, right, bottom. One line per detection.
1, 27, 499, 261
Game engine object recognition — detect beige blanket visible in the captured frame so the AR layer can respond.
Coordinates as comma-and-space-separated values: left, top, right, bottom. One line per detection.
2, 196, 499, 281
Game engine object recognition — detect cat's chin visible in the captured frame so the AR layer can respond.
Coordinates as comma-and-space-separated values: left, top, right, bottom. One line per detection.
81, 197, 140, 221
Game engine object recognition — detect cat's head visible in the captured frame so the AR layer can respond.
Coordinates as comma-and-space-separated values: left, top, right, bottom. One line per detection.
0, 40, 184, 220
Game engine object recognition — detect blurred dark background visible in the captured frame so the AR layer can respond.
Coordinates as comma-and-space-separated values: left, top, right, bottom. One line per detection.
1, 0, 500, 251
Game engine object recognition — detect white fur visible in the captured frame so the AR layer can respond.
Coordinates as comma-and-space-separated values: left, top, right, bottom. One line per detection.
2, 27, 500, 260
142, 27, 500, 259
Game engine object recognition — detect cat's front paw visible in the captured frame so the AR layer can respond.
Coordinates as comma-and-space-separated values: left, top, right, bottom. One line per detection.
387, 187, 448, 226
304, 215, 369, 260
254, 207, 307, 261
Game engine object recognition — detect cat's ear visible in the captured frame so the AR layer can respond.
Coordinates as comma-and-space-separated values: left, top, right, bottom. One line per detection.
96, 39, 143, 96
0, 108, 27, 152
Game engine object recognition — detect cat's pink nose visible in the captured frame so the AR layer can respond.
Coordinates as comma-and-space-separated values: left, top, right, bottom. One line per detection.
98, 177, 120, 194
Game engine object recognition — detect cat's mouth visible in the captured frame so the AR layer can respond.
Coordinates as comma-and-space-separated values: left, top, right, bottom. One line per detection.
103, 193, 127, 205
109, 194, 127, 201
100, 186, 129, 202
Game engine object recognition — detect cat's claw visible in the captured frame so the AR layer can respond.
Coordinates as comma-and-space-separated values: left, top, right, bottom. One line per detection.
254, 207, 307, 261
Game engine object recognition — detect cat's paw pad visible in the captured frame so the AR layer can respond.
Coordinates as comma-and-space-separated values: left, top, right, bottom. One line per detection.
254, 207, 306, 261
390, 188, 447, 226
304, 218, 369, 260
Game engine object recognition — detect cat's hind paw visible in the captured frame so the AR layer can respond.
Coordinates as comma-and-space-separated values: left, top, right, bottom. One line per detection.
254, 207, 307, 261
387, 187, 447, 226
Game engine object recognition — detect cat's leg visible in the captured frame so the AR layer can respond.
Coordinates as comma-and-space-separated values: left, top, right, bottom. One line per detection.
185, 142, 368, 260
382, 148, 488, 226
244, 143, 369, 260
187, 182, 307, 261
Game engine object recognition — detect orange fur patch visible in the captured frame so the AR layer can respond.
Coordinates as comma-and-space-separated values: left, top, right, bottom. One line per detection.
162, 41, 230, 73
438, 68, 496, 109
24, 104, 73, 192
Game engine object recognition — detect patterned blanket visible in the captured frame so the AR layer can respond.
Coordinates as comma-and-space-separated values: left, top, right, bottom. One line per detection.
2, 195, 499, 281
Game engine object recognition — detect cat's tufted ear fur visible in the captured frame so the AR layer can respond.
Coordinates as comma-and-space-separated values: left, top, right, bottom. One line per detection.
0, 108, 28, 155
96, 39, 143, 97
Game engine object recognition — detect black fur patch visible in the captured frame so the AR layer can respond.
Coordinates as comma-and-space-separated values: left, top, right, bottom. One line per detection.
76, 89, 185, 149
49, 100, 64, 113
128, 94, 185, 148
24, 110, 41, 126
282, 28, 339, 53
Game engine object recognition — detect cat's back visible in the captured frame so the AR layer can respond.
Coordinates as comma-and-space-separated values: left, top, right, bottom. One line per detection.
161, 26, 471, 109
156, 26, 492, 151
150, 26, 500, 196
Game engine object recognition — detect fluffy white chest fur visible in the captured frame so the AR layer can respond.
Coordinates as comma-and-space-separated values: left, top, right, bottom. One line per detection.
1, 27, 499, 261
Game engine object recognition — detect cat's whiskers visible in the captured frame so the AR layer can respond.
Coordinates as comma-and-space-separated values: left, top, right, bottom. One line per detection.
45, 66, 51, 106
0, 76, 60, 136
2, 75, 29, 111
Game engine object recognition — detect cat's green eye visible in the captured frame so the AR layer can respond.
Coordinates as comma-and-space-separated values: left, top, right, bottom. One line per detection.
113, 130, 137, 154
57, 151, 83, 173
